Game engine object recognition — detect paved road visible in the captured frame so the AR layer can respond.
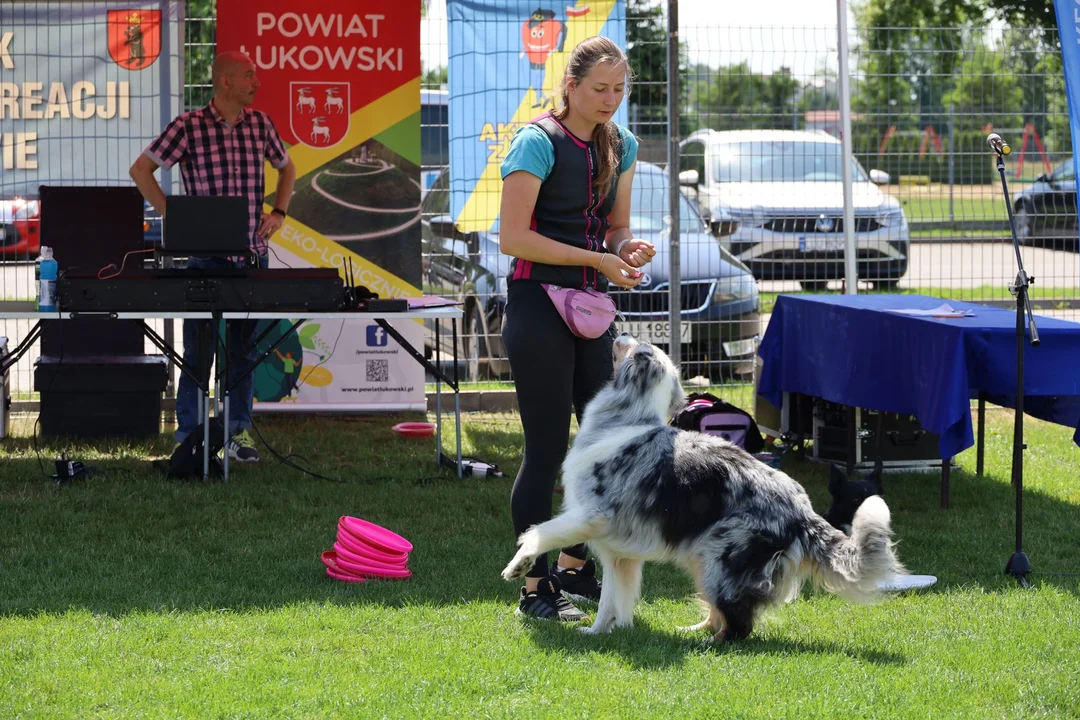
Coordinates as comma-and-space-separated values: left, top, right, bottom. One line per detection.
759, 239, 1079, 293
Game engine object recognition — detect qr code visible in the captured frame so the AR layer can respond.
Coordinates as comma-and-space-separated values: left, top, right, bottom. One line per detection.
366, 359, 389, 383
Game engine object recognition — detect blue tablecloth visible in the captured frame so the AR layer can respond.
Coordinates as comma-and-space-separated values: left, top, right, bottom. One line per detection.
757, 294, 1080, 459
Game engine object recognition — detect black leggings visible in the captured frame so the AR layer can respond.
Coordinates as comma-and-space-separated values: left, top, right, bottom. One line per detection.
502, 280, 617, 578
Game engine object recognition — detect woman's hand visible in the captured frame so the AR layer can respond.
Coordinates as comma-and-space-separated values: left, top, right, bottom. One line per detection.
617, 238, 656, 269
598, 253, 645, 289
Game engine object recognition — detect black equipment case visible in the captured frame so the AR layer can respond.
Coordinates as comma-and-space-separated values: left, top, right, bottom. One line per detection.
59, 268, 345, 313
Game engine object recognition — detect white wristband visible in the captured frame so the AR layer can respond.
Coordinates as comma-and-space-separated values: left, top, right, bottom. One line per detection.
614, 238, 632, 256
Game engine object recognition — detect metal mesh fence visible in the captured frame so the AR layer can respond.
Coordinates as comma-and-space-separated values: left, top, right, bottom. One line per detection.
2, 3, 1077, 404
0, 1, 185, 406
421, 5, 1077, 388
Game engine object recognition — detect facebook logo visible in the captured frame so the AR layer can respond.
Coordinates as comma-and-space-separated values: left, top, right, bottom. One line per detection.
366, 325, 388, 347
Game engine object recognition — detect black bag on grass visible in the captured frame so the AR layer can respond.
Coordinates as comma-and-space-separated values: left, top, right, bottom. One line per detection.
672, 392, 765, 453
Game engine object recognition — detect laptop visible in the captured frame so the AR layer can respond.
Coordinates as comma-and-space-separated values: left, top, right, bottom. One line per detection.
162, 195, 251, 257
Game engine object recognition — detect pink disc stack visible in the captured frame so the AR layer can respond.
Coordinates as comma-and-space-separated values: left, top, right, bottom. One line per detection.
321, 515, 414, 583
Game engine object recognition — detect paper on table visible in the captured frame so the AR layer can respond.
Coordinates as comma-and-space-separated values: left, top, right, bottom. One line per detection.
885, 303, 975, 318
406, 295, 464, 309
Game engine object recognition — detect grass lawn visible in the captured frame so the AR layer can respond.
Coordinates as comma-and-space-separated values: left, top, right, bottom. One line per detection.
1, 408, 1079, 718
895, 195, 1004, 224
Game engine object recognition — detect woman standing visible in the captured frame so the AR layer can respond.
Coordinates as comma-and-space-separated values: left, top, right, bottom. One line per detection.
499, 36, 656, 620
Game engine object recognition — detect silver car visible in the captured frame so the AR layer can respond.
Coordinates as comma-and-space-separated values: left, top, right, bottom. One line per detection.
420, 162, 761, 380
679, 129, 910, 290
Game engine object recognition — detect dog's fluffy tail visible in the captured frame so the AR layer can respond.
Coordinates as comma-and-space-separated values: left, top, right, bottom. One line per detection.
802, 496, 904, 602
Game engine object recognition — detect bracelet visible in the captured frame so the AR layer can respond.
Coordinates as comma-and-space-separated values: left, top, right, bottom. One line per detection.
597, 252, 608, 273
615, 238, 632, 256
271, 208, 287, 218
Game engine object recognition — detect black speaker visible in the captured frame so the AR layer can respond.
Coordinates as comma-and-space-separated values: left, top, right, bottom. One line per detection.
34, 355, 168, 437
39, 186, 146, 356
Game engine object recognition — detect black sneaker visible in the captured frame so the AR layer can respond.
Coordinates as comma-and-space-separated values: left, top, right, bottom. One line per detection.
226, 430, 260, 463
551, 559, 602, 602
516, 576, 588, 621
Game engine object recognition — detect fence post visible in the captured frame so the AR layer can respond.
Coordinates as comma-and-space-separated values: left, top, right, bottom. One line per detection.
667, 0, 682, 366
837, 0, 856, 294
948, 103, 955, 223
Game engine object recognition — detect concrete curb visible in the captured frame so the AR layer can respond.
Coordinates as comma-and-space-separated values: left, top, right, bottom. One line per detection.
426, 390, 518, 413
11, 390, 523, 417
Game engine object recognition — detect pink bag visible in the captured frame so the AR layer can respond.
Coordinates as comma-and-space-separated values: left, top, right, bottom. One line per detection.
542, 284, 618, 339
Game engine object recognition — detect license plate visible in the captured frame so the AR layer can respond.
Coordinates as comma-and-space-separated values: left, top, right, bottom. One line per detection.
722, 337, 758, 357
617, 320, 693, 345
799, 235, 845, 252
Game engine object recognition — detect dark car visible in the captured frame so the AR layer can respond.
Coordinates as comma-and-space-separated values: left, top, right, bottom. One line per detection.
421, 162, 761, 381
1013, 158, 1078, 250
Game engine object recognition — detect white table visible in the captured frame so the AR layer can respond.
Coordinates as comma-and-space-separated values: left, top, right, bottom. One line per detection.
0, 307, 465, 481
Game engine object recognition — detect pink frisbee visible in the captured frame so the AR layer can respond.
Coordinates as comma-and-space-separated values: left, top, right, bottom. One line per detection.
334, 552, 412, 580
326, 566, 368, 583
338, 516, 413, 554
335, 530, 408, 564
322, 551, 367, 583
321, 550, 343, 572
334, 541, 408, 571
392, 422, 435, 438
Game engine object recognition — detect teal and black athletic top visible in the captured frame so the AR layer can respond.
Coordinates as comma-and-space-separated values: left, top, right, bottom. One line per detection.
500, 114, 638, 291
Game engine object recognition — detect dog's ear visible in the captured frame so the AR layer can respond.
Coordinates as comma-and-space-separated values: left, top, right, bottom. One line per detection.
828, 463, 848, 496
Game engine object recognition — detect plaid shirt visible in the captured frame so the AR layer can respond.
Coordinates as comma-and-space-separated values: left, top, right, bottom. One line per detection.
143, 100, 289, 256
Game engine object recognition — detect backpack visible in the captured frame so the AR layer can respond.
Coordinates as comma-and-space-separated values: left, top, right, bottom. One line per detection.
672, 392, 765, 453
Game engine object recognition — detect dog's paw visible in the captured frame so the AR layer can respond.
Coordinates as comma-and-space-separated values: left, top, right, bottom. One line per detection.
579, 622, 613, 635
501, 555, 536, 581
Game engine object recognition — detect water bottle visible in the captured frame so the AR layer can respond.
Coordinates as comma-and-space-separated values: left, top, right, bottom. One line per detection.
37, 246, 57, 312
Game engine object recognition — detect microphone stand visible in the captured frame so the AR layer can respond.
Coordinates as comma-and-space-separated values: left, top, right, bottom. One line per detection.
993, 145, 1039, 589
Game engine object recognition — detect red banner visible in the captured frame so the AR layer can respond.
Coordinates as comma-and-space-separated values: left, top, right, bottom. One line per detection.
214, 1, 424, 412
216, 3, 420, 148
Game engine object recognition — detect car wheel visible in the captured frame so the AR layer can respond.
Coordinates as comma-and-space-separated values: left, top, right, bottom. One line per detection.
1014, 203, 1033, 246
799, 280, 831, 292
875, 279, 900, 291
464, 305, 488, 382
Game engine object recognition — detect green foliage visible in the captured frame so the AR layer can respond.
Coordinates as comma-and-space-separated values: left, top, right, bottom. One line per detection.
686, 63, 800, 132
185, 0, 216, 110
422, 65, 448, 88
852, 123, 1000, 184
626, 0, 690, 137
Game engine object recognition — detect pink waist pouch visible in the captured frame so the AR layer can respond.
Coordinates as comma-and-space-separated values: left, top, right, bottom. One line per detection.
542, 284, 618, 339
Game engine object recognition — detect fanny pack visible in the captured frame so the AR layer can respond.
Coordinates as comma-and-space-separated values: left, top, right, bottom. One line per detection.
542, 284, 618, 339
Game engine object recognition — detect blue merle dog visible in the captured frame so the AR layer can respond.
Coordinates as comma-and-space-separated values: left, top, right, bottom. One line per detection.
502, 335, 904, 641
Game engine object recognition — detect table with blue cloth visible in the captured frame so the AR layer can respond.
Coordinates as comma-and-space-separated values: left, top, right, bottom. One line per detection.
757, 293, 1080, 506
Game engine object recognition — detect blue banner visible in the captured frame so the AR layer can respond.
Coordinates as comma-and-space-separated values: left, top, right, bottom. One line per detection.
447, 0, 626, 232
0, 1, 184, 199
1055, 0, 1080, 237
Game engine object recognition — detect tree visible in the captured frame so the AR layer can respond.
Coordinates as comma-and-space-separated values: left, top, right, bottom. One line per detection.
186, 0, 216, 109
684, 62, 800, 131
989, 0, 1055, 26
626, 0, 673, 137
853, 0, 1057, 34
422, 65, 448, 89
941, 44, 1023, 131
625, 0, 696, 136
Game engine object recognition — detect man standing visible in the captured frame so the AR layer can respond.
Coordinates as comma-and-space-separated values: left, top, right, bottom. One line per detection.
130, 51, 297, 462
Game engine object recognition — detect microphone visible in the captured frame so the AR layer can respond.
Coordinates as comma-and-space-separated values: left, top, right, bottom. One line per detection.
987, 133, 1011, 156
